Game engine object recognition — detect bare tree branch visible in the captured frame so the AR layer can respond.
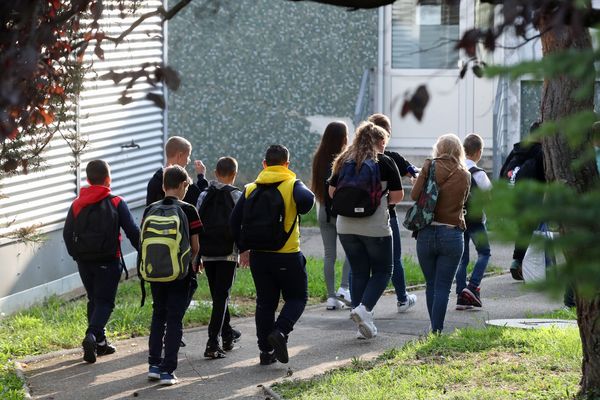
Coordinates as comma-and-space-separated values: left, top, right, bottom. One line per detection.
104, 0, 193, 44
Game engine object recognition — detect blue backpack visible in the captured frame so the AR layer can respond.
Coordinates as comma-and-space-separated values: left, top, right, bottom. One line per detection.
331, 159, 383, 218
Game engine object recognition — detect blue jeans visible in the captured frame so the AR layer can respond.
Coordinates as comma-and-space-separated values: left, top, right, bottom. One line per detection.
250, 251, 308, 353
148, 274, 192, 373
77, 260, 122, 342
416, 225, 464, 333
338, 234, 393, 311
390, 215, 408, 303
455, 221, 491, 294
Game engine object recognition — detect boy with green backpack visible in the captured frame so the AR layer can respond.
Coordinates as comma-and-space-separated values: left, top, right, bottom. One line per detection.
139, 165, 202, 386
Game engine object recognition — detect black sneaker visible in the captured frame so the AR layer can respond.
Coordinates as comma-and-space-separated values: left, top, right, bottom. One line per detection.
222, 328, 241, 351
96, 340, 116, 356
462, 287, 482, 308
204, 342, 226, 359
510, 260, 524, 281
82, 333, 97, 363
180, 337, 186, 348
456, 292, 474, 310
259, 351, 277, 365
267, 329, 289, 364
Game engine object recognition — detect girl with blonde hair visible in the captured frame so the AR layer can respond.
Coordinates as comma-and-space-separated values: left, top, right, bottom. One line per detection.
411, 133, 470, 333
328, 121, 404, 339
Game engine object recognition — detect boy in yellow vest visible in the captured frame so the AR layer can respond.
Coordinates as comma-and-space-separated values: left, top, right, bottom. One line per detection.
230, 145, 315, 365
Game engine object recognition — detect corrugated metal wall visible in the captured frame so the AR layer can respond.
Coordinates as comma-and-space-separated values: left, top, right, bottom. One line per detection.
0, 0, 166, 313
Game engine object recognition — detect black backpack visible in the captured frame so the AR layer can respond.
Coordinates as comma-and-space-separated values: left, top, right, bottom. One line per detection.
464, 166, 485, 223
198, 185, 239, 257
239, 181, 297, 251
72, 196, 120, 263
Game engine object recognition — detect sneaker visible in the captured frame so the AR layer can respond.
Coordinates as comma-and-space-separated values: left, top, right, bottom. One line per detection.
159, 371, 178, 386
222, 328, 241, 351
96, 340, 116, 356
204, 342, 226, 359
82, 333, 97, 363
259, 351, 277, 365
267, 329, 289, 364
456, 292, 474, 310
148, 365, 161, 381
462, 287, 482, 308
510, 260, 524, 281
179, 337, 186, 348
356, 324, 378, 340
397, 294, 417, 313
335, 287, 352, 307
326, 297, 345, 310
350, 304, 376, 339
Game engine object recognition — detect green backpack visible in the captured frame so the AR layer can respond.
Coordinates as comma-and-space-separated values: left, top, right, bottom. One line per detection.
139, 201, 191, 282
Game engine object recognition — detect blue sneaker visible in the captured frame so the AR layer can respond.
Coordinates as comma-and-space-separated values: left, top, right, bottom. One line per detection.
148, 365, 160, 381
159, 371, 178, 386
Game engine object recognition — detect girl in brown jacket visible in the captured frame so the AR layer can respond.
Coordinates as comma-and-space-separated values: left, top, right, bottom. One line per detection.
411, 134, 470, 333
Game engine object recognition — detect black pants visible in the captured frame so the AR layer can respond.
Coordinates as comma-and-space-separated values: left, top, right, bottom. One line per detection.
148, 274, 192, 373
249, 251, 308, 353
77, 260, 122, 342
204, 261, 237, 342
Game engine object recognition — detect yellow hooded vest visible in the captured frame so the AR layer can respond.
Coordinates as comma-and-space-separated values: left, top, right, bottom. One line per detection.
245, 165, 299, 253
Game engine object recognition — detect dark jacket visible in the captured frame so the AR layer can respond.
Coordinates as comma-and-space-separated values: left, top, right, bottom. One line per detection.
499, 142, 545, 183
146, 167, 208, 206
63, 185, 140, 263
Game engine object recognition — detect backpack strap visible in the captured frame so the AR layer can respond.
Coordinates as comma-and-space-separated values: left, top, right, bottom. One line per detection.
107, 194, 129, 279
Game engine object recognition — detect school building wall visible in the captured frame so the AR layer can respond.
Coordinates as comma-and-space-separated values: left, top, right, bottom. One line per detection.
166, 0, 378, 183
0, 1, 166, 315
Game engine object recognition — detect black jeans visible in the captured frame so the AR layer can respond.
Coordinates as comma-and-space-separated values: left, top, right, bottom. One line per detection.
148, 274, 192, 373
204, 261, 237, 342
249, 251, 308, 353
77, 260, 122, 342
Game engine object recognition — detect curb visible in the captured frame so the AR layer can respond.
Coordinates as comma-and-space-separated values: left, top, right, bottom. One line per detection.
13, 361, 32, 399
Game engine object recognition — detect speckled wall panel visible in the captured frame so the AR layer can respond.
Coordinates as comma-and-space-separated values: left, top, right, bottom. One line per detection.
167, 0, 377, 183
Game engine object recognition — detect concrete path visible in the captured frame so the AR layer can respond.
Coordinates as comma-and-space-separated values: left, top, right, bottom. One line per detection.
22, 228, 562, 400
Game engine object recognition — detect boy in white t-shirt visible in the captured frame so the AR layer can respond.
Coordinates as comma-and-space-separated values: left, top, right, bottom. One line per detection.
456, 134, 492, 310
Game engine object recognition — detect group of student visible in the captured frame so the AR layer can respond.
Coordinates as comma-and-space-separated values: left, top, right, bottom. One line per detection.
311, 113, 492, 337
63, 136, 315, 385
62, 113, 500, 386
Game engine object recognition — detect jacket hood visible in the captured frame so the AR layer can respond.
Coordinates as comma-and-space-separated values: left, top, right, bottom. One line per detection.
254, 166, 296, 184
512, 141, 542, 158
72, 185, 112, 217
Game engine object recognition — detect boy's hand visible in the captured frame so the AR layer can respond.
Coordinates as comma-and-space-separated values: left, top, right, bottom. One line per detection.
194, 160, 206, 175
193, 259, 204, 274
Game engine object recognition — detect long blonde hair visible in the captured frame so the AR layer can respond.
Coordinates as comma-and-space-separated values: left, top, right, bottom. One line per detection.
432, 134, 466, 167
331, 121, 388, 175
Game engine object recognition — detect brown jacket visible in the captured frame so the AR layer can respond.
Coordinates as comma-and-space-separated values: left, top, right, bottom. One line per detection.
411, 156, 470, 230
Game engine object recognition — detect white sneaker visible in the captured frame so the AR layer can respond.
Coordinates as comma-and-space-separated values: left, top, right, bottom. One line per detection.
326, 297, 345, 310
350, 304, 376, 339
335, 287, 352, 307
355, 324, 377, 340
397, 294, 417, 313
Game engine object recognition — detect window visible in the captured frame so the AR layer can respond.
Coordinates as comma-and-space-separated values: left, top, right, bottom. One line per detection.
391, 0, 460, 69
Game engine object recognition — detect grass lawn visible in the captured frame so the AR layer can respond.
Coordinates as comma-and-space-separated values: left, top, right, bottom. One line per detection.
275, 323, 581, 400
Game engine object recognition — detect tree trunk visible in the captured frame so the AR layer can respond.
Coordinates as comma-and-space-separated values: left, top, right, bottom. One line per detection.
538, 16, 600, 398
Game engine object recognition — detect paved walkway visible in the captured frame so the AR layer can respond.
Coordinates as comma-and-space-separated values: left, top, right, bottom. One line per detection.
22, 228, 562, 400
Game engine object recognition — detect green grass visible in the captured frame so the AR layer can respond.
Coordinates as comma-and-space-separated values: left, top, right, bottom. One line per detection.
0, 253, 503, 399
275, 325, 582, 400
301, 206, 318, 227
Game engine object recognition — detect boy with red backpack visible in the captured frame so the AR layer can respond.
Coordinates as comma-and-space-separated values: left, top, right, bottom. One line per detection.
63, 160, 140, 363
196, 157, 243, 359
